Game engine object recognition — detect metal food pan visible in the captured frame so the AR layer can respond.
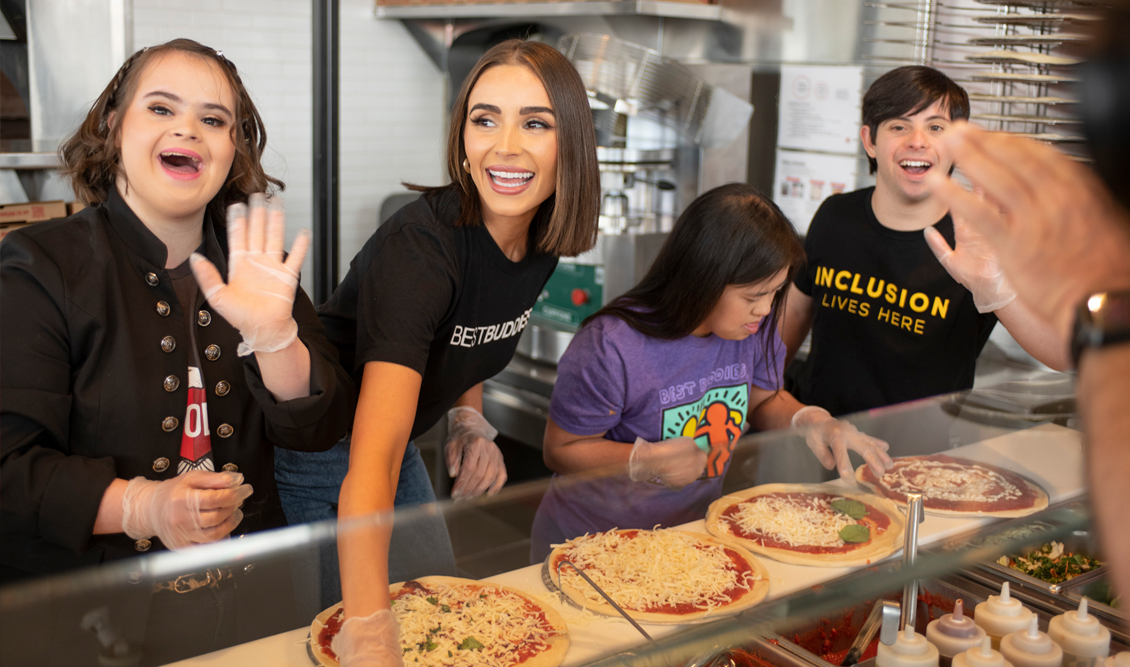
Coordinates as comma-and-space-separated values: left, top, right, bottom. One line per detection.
969, 528, 1105, 597
754, 576, 997, 667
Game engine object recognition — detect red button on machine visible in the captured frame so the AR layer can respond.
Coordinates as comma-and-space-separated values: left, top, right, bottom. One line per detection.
571, 288, 590, 306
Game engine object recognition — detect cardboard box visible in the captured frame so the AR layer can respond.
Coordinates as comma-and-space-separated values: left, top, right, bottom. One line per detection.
0, 200, 68, 224
67, 201, 87, 216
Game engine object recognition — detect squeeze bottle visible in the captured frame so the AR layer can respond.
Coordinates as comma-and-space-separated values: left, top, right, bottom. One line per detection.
1048, 599, 1111, 667
929, 600, 989, 667
1000, 617, 1064, 667
976, 583, 1036, 649
878, 627, 941, 667
954, 637, 1015, 667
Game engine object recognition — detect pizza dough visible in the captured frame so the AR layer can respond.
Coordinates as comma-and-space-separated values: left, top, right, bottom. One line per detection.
546, 529, 770, 624
856, 454, 1049, 518
705, 483, 906, 568
310, 576, 570, 667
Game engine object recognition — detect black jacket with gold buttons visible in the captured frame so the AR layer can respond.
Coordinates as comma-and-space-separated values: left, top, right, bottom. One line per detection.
0, 189, 356, 580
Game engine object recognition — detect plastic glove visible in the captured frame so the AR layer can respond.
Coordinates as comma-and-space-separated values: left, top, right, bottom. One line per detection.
792, 406, 893, 483
121, 471, 253, 550
627, 436, 708, 490
332, 609, 404, 667
925, 213, 1016, 314
445, 406, 506, 499
189, 194, 311, 357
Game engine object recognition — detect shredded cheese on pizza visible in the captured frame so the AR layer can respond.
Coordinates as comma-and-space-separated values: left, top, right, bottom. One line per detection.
881, 460, 1022, 503
728, 495, 856, 547
392, 583, 560, 666
554, 530, 758, 615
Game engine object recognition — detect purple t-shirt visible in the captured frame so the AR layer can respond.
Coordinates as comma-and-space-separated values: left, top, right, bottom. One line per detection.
529, 314, 785, 563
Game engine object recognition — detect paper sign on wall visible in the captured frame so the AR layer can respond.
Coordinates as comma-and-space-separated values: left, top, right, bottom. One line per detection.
777, 65, 864, 154
772, 149, 860, 234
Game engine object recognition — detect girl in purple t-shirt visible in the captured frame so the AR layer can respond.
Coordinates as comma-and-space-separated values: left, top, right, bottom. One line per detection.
530, 183, 894, 563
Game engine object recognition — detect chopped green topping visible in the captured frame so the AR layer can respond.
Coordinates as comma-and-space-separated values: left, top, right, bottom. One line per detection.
425, 596, 438, 605
441, 604, 451, 613
480, 593, 487, 599
1001, 542, 1102, 585
429, 625, 441, 635
840, 524, 870, 543
448, 651, 453, 658
403, 647, 412, 654
459, 636, 485, 651
831, 499, 868, 520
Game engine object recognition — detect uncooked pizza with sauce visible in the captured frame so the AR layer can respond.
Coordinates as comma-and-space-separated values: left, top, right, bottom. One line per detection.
310, 576, 570, 667
545, 528, 770, 624
705, 483, 906, 567
856, 454, 1049, 517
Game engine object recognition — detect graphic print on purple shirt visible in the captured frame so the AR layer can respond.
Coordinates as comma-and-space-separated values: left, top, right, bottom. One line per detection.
533, 314, 784, 550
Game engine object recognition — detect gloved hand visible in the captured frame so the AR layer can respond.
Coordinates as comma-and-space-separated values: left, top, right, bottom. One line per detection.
121, 471, 253, 550
792, 406, 893, 483
925, 213, 1016, 313
190, 194, 311, 357
332, 609, 404, 667
627, 436, 708, 490
445, 406, 506, 499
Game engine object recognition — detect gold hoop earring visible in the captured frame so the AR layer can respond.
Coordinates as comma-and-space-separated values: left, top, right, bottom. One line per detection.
462, 158, 471, 174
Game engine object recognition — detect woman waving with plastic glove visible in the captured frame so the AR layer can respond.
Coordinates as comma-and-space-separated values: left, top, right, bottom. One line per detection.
274, 40, 599, 665
529, 184, 893, 563
0, 39, 354, 661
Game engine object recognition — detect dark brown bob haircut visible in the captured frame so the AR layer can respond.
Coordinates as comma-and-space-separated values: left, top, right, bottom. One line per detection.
59, 39, 283, 221
862, 66, 970, 174
410, 39, 599, 258
588, 183, 805, 388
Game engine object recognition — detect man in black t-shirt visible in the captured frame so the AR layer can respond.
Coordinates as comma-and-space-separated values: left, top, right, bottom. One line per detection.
782, 66, 1069, 417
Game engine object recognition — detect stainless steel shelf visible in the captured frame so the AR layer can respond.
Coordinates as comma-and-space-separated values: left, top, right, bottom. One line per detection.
0, 153, 61, 169
375, 1, 723, 20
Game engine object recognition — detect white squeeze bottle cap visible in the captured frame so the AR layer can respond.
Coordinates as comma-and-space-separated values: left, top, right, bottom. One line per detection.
1001, 617, 1064, 667
930, 600, 989, 663
976, 583, 1036, 648
878, 626, 941, 667
954, 637, 1015, 667
1048, 598, 1111, 663
1104, 653, 1130, 667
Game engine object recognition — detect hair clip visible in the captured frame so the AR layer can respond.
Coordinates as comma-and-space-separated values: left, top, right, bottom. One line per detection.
215, 49, 224, 58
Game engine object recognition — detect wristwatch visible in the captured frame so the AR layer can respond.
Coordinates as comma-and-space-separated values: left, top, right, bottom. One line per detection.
1070, 291, 1130, 366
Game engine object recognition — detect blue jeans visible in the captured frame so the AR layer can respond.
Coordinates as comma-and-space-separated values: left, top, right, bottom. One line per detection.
274, 437, 457, 615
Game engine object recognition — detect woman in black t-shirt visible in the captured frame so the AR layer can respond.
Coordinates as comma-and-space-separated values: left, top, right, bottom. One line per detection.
293, 40, 600, 664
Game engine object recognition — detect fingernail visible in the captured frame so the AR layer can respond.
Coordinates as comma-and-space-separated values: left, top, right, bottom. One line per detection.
268, 195, 286, 213
224, 472, 244, 486
226, 203, 247, 224
249, 193, 267, 210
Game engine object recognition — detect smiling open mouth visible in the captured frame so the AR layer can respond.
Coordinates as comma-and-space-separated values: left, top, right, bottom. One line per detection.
488, 169, 534, 189
899, 159, 932, 176
160, 151, 202, 175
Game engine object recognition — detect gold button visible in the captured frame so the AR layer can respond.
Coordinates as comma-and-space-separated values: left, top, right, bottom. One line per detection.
163, 375, 180, 392
217, 423, 234, 438
204, 344, 221, 361
153, 457, 170, 473
156, 301, 170, 317
145, 272, 159, 287
162, 416, 179, 432
222, 462, 239, 472
243, 563, 255, 573
160, 336, 176, 353
135, 539, 152, 552
215, 381, 231, 396
198, 310, 212, 327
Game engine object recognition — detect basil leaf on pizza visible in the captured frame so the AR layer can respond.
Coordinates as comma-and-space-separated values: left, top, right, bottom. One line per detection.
546, 529, 770, 624
705, 483, 906, 567
855, 454, 1050, 517
831, 499, 868, 520
310, 577, 570, 667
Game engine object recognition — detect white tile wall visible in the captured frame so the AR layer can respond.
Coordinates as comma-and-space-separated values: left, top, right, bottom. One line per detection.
131, 0, 446, 295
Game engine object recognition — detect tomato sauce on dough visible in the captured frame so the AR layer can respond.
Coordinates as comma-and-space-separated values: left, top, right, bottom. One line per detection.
860, 454, 1039, 512
721, 492, 891, 554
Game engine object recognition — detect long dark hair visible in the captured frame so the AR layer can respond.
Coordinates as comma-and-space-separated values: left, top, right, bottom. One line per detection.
408, 39, 600, 258
588, 183, 805, 384
59, 39, 283, 221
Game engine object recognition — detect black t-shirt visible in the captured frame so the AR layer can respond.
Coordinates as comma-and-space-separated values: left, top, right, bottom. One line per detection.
319, 187, 559, 440
793, 187, 998, 416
